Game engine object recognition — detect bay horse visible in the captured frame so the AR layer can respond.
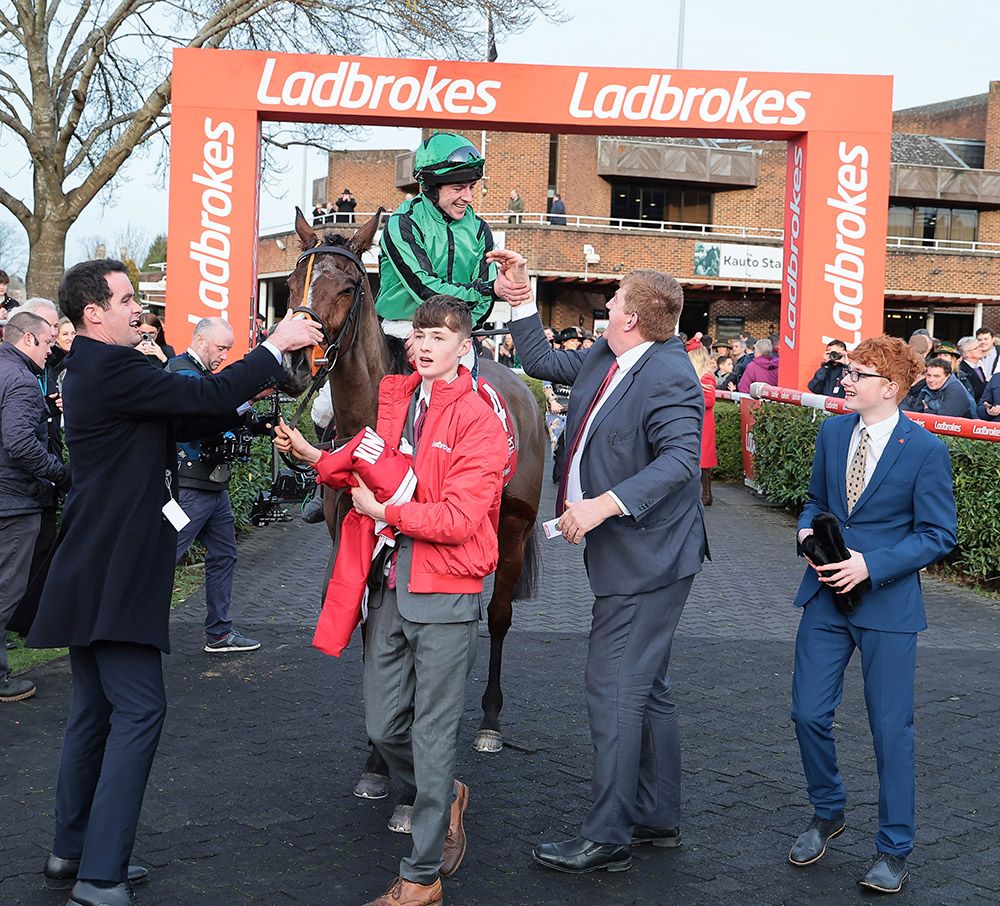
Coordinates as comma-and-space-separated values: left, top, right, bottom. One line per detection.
281, 208, 544, 792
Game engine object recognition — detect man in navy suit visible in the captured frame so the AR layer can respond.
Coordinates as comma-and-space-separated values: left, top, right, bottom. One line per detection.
788, 336, 957, 895
498, 253, 707, 875
27, 260, 321, 906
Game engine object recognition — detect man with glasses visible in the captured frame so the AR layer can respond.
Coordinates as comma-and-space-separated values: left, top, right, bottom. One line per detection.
376, 132, 530, 370
788, 336, 957, 895
0, 311, 71, 701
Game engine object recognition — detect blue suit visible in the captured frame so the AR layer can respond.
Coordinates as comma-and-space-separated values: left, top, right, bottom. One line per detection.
791, 412, 956, 856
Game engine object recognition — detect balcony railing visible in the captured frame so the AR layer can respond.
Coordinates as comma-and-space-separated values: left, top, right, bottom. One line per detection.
270, 211, 1000, 255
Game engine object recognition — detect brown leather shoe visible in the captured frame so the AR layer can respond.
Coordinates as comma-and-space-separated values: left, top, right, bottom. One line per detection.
439, 780, 469, 877
362, 877, 443, 906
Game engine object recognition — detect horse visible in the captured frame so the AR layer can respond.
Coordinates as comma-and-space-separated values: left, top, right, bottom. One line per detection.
280, 207, 545, 796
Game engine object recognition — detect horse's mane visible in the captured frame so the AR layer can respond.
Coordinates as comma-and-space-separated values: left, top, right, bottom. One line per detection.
385, 334, 411, 376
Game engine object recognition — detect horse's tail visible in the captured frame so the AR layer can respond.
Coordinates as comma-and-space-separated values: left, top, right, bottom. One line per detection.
512, 526, 540, 601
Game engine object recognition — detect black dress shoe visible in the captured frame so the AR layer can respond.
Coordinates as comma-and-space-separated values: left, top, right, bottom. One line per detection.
788, 813, 846, 866
859, 853, 908, 894
532, 836, 632, 873
631, 825, 681, 848
68, 880, 138, 906
45, 855, 150, 890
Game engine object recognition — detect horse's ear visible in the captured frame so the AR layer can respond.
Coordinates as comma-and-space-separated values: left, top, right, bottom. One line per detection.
348, 207, 384, 257
294, 207, 318, 249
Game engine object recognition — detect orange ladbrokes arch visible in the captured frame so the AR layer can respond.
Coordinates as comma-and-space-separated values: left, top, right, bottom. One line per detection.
166, 49, 892, 389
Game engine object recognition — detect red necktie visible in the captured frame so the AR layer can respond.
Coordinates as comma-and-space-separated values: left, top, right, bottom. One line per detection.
556, 360, 619, 515
387, 398, 428, 590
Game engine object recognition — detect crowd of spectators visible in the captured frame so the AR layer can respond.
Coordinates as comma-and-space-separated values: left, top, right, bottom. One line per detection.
900, 327, 1000, 419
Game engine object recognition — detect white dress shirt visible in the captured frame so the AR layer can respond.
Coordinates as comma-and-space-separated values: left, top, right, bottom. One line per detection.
565, 341, 652, 515
845, 409, 899, 490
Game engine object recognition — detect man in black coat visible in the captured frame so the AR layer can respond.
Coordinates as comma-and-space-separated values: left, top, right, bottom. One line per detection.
27, 260, 321, 906
0, 310, 71, 702
807, 340, 848, 398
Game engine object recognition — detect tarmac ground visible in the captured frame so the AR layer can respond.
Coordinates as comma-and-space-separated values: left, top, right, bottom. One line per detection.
3, 472, 999, 906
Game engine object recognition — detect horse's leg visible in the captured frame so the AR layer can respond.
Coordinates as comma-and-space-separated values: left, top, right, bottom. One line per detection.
475, 500, 536, 753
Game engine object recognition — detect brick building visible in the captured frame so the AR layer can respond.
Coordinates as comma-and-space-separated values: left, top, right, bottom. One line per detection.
257, 81, 1000, 355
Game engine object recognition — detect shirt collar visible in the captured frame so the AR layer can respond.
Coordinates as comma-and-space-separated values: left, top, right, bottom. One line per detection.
615, 341, 653, 373
859, 408, 899, 441
417, 372, 459, 407
185, 347, 209, 371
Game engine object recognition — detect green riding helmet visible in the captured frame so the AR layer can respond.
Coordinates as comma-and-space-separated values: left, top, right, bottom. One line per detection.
413, 132, 485, 187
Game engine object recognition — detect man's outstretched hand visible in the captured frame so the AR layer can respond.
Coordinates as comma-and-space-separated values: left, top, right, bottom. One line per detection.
487, 249, 532, 306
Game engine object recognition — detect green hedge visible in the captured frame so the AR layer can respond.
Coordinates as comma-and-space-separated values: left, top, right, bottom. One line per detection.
744, 404, 1000, 590
713, 401, 744, 482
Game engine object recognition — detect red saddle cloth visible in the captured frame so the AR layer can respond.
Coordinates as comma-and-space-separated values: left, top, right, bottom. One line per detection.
477, 378, 518, 485
311, 427, 415, 657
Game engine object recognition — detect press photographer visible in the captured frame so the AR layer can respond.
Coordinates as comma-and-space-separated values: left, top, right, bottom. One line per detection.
168, 317, 272, 654
807, 339, 848, 397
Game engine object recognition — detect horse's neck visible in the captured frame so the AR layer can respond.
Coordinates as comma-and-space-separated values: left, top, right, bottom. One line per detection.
327, 310, 393, 439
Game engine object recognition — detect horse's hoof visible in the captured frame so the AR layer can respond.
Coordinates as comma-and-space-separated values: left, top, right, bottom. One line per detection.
387, 804, 413, 834
353, 772, 390, 799
473, 729, 503, 753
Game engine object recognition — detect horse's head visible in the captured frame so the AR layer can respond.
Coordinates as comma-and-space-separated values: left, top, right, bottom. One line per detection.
278, 207, 384, 396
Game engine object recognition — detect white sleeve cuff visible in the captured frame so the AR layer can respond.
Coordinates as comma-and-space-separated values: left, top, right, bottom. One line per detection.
261, 340, 283, 363
508, 302, 538, 321
606, 490, 629, 517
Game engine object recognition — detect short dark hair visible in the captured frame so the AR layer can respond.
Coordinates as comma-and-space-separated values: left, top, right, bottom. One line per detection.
3, 310, 49, 344
925, 357, 951, 375
620, 269, 684, 342
413, 294, 472, 339
0, 269, 9, 284
59, 259, 129, 327
826, 339, 848, 350
716, 354, 732, 367
976, 326, 994, 338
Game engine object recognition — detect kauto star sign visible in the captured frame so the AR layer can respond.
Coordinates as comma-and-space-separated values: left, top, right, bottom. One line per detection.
167, 51, 892, 390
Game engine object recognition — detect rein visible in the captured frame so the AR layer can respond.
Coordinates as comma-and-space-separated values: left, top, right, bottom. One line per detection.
285, 241, 367, 430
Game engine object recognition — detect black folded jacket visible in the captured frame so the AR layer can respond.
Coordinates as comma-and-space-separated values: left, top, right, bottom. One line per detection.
800, 513, 871, 615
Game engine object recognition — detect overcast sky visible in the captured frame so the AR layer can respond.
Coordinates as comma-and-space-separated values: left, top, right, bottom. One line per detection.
2, 0, 998, 268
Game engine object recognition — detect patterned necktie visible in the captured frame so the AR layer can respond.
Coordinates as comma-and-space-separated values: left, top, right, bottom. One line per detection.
556, 359, 619, 515
387, 398, 427, 590
846, 427, 869, 513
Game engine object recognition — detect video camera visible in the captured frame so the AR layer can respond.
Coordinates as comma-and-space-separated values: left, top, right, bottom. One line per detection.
198, 425, 254, 465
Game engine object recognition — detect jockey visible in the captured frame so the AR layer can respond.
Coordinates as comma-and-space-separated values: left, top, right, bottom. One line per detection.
377, 131, 531, 375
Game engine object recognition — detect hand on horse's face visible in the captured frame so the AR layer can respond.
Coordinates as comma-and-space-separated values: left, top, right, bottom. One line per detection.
268, 309, 324, 353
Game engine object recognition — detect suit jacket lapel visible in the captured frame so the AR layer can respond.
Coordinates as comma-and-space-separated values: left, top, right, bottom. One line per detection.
566, 347, 614, 444
850, 415, 910, 516
835, 414, 857, 516
586, 342, 659, 440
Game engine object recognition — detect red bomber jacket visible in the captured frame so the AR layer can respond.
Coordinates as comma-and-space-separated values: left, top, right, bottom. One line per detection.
379, 367, 507, 594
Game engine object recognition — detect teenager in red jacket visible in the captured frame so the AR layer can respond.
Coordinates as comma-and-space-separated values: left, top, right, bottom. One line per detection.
276, 295, 507, 906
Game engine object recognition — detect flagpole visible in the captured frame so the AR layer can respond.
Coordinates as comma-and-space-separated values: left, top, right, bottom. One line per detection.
676, 0, 686, 68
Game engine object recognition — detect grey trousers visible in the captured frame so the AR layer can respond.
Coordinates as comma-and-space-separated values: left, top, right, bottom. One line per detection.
0, 512, 42, 675
363, 587, 478, 884
580, 576, 694, 844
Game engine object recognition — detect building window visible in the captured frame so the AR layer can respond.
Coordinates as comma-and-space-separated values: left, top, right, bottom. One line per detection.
610, 180, 712, 228
887, 204, 979, 245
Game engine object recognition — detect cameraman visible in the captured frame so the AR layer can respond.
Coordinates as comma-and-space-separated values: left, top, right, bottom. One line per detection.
807, 339, 848, 398
168, 318, 267, 653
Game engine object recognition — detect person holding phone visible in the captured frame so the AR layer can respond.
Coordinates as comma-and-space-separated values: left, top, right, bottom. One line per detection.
136, 312, 174, 367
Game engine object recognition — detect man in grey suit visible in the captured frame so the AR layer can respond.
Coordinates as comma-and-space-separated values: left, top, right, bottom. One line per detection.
499, 255, 707, 874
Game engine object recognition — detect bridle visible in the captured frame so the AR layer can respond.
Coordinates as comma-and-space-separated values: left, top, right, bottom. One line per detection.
284, 240, 367, 430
